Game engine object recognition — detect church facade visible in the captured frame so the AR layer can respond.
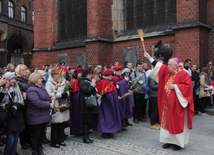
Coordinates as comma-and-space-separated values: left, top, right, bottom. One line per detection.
32, 0, 214, 68
0, 0, 34, 68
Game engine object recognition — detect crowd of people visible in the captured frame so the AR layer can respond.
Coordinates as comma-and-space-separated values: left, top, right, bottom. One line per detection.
0, 50, 214, 154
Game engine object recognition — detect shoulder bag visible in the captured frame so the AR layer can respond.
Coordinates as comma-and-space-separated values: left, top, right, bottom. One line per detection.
84, 95, 97, 108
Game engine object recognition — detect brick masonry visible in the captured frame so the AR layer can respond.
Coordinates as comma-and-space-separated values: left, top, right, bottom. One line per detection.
32, 0, 214, 69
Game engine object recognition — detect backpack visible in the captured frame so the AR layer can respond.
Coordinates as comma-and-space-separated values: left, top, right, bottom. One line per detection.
195, 81, 200, 95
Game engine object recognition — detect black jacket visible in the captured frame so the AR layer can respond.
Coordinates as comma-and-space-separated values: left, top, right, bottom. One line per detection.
0, 91, 25, 134
78, 77, 98, 114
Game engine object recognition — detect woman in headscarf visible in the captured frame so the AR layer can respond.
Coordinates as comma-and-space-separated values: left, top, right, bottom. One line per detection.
1, 72, 25, 155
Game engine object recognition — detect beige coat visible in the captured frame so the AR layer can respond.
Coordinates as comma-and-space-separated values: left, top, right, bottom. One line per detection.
199, 74, 211, 98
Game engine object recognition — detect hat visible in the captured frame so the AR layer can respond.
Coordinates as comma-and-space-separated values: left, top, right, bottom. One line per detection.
3, 72, 16, 80
82, 67, 92, 77
114, 66, 123, 71
96, 65, 102, 69
59, 66, 68, 73
93, 68, 101, 75
74, 67, 83, 74
102, 70, 113, 76
172, 57, 180, 64
121, 68, 130, 75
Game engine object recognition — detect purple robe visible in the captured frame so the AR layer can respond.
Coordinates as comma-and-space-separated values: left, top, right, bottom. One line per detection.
70, 91, 83, 135
117, 80, 133, 119
116, 79, 128, 120
97, 90, 122, 133
125, 95, 133, 119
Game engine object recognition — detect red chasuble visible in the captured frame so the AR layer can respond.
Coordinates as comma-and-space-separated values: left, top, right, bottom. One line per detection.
157, 64, 194, 134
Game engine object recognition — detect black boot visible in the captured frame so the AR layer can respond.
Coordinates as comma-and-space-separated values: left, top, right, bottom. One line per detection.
83, 136, 90, 144
83, 124, 90, 144
87, 136, 93, 143
37, 147, 45, 155
125, 119, 133, 126
121, 120, 127, 131
42, 133, 50, 144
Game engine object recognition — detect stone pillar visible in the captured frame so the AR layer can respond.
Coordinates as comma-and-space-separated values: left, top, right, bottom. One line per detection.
86, 0, 114, 66
0, 48, 8, 67
174, 0, 210, 66
87, 0, 113, 38
112, 0, 125, 38
23, 52, 32, 68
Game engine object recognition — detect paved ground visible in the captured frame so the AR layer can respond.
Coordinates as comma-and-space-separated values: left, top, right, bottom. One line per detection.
14, 114, 214, 155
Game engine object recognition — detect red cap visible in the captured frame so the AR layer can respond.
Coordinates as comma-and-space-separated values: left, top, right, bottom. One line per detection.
74, 67, 83, 73
59, 66, 68, 73
102, 70, 113, 76
113, 65, 123, 71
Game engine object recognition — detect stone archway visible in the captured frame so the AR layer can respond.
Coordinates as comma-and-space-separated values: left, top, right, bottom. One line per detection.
6, 32, 32, 67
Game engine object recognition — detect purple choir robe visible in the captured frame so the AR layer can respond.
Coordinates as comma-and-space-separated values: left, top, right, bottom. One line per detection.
70, 91, 83, 135
97, 90, 122, 133
116, 79, 128, 120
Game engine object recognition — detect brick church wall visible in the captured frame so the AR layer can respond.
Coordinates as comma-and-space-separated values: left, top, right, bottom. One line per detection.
33, 0, 214, 69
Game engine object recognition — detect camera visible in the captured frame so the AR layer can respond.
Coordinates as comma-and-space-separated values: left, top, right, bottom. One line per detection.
0, 101, 17, 116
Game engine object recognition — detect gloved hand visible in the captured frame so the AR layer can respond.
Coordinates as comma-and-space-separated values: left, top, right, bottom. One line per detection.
61, 92, 68, 99
205, 86, 213, 90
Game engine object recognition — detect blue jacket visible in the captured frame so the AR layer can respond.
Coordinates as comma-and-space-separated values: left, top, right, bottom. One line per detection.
26, 84, 51, 125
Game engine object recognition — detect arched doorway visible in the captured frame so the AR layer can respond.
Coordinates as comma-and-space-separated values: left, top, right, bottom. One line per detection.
8, 44, 24, 65
7, 32, 32, 67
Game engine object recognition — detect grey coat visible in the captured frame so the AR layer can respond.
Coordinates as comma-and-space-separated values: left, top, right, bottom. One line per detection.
148, 77, 158, 97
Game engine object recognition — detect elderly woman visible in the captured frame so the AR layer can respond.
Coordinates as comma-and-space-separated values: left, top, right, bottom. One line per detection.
46, 66, 70, 148
14, 64, 31, 149
0, 72, 25, 155
26, 71, 54, 155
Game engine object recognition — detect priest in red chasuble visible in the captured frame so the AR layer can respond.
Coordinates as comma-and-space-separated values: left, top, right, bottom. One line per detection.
144, 50, 194, 151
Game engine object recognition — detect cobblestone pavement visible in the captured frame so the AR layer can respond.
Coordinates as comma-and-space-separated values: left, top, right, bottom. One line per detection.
13, 115, 214, 155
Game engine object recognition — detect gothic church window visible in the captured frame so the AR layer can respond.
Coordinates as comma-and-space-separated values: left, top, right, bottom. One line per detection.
126, 0, 176, 30
59, 0, 87, 41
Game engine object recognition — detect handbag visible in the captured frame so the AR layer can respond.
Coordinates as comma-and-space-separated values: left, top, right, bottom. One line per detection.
57, 98, 71, 112
0, 109, 10, 123
84, 95, 97, 108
